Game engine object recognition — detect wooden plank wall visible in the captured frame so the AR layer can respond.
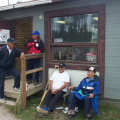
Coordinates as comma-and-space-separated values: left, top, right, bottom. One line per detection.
104, 0, 120, 99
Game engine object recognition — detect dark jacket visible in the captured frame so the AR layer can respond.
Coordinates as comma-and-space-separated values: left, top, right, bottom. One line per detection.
0, 45, 22, 68
25, 37, 44, 54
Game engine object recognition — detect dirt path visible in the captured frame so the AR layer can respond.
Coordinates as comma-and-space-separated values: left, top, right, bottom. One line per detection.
0, 104, 18, 120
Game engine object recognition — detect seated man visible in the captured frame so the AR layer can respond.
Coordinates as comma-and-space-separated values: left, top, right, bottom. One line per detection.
38, 62, 70, 116
66, 67, 100, 120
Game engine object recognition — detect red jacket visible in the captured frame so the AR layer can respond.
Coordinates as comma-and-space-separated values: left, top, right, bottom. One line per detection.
25, 38, 44, 54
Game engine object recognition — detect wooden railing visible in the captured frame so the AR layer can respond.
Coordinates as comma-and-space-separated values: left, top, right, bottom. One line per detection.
21, 53, 44, 108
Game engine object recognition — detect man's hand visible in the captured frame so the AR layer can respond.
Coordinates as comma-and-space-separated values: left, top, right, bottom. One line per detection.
68, 86, 74, 90
20, 52, 25, 60
51, 89, 58, 94
89, 93, 94, 98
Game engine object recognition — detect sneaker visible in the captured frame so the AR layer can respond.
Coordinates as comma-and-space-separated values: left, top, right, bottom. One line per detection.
66, 114, 75, 120
0, 98, 6, 103
13, 87, 22, 92
37, 106, 48, 115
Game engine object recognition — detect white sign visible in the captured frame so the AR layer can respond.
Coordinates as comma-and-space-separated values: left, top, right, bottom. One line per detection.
54, 38, 63, 43
0, 29, 10, 44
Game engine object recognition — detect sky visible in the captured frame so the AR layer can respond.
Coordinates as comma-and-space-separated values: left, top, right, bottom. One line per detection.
0, 0, 32, 6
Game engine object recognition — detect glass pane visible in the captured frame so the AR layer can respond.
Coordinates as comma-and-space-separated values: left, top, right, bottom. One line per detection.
74, 47, 97, 63
53, 47, 72, 61
51, 13, 98, 43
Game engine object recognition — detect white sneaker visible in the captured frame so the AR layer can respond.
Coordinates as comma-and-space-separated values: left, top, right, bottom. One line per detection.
13, 87, 22, 92
1, 98, 6, 103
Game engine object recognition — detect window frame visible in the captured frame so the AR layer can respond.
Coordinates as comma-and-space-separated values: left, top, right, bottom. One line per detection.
51, 43, 98, 64
50, 13, 99, 64
45, 4, 105, 70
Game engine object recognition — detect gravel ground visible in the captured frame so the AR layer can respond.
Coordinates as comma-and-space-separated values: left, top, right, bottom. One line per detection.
0, 104, 18, 120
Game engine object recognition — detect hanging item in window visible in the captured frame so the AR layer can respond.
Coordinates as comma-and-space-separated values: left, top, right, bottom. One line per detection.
86, 53, 96, 62
54, 38, 63, 43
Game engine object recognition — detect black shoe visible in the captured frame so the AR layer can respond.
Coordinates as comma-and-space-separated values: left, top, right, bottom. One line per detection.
27, 80, 32, 84
38, 112, 47, 117
66, 114, 75, 120
84, 116, 91, 120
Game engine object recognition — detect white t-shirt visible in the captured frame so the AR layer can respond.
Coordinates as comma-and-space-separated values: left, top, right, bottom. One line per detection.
50, 71, 70, 92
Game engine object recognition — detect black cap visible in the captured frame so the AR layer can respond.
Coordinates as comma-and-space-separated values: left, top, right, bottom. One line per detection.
7, 38, 16, 44
59, 62, 66, 68
87, 67, 96, 73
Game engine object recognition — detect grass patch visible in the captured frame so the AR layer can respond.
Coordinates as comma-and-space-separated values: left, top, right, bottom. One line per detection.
7, 95, 120, 120
73, 102, 120, 120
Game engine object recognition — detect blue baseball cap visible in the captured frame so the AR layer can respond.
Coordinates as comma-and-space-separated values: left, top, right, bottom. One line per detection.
7, 38, 16, 44
31, 31, 40, 36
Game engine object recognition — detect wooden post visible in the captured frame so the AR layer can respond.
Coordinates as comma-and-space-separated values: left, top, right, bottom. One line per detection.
21, 58, 26, 108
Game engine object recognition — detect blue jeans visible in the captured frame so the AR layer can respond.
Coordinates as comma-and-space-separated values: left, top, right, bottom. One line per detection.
26, 58, 40, 83
0, 67, 20, 98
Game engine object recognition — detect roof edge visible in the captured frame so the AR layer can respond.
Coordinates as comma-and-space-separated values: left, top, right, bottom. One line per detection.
0, 0, 52, 12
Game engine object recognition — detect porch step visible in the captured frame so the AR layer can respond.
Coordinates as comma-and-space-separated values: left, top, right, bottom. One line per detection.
0, 100, 16, 106
5, 90, 21, 99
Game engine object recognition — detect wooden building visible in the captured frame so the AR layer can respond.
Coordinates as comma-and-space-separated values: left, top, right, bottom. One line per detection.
0, 0, 120, 101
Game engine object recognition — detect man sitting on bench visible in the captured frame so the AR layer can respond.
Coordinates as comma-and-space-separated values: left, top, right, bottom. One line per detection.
66, 67, 100, 120
38, 62, 70, 116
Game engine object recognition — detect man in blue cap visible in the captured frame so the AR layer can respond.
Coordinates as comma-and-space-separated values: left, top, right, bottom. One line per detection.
25, 31, 44, 85
0, 38, 25, 103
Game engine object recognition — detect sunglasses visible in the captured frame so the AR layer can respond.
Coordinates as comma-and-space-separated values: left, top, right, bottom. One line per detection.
59, 66, 63, 69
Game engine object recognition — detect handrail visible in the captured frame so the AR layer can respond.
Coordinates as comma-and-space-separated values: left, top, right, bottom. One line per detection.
21, 53, 44, 108
25, 53, 43, 59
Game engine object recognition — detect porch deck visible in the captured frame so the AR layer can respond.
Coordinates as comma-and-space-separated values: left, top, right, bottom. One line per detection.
2, 77, 43, 106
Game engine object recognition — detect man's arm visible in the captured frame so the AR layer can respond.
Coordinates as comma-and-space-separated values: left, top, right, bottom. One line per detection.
50, 80, 53, 91
39, 40, 44, 52
68, 79, 83, 91
68, 86, 74, 90
58, 82, 69, 91
0, 47, 3, 58
15, 47, 25, 59
89, 80, 100, 98
52, 82, 69, 94
25, 38, 33, 48
93, 81, 100, 96
20, 52, 25, 60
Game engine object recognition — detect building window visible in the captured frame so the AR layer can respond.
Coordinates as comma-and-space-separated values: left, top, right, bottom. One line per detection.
51, 13, 98, 63
51, 13, 98, 43
74, 47, 97, 63
53, 47, 72, 61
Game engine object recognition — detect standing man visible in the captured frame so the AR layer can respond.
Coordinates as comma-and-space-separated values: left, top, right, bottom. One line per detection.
25, 31, 44, 85
66, 67, 100, 120
38, 62, 70, 116
0, 38, 25, 103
